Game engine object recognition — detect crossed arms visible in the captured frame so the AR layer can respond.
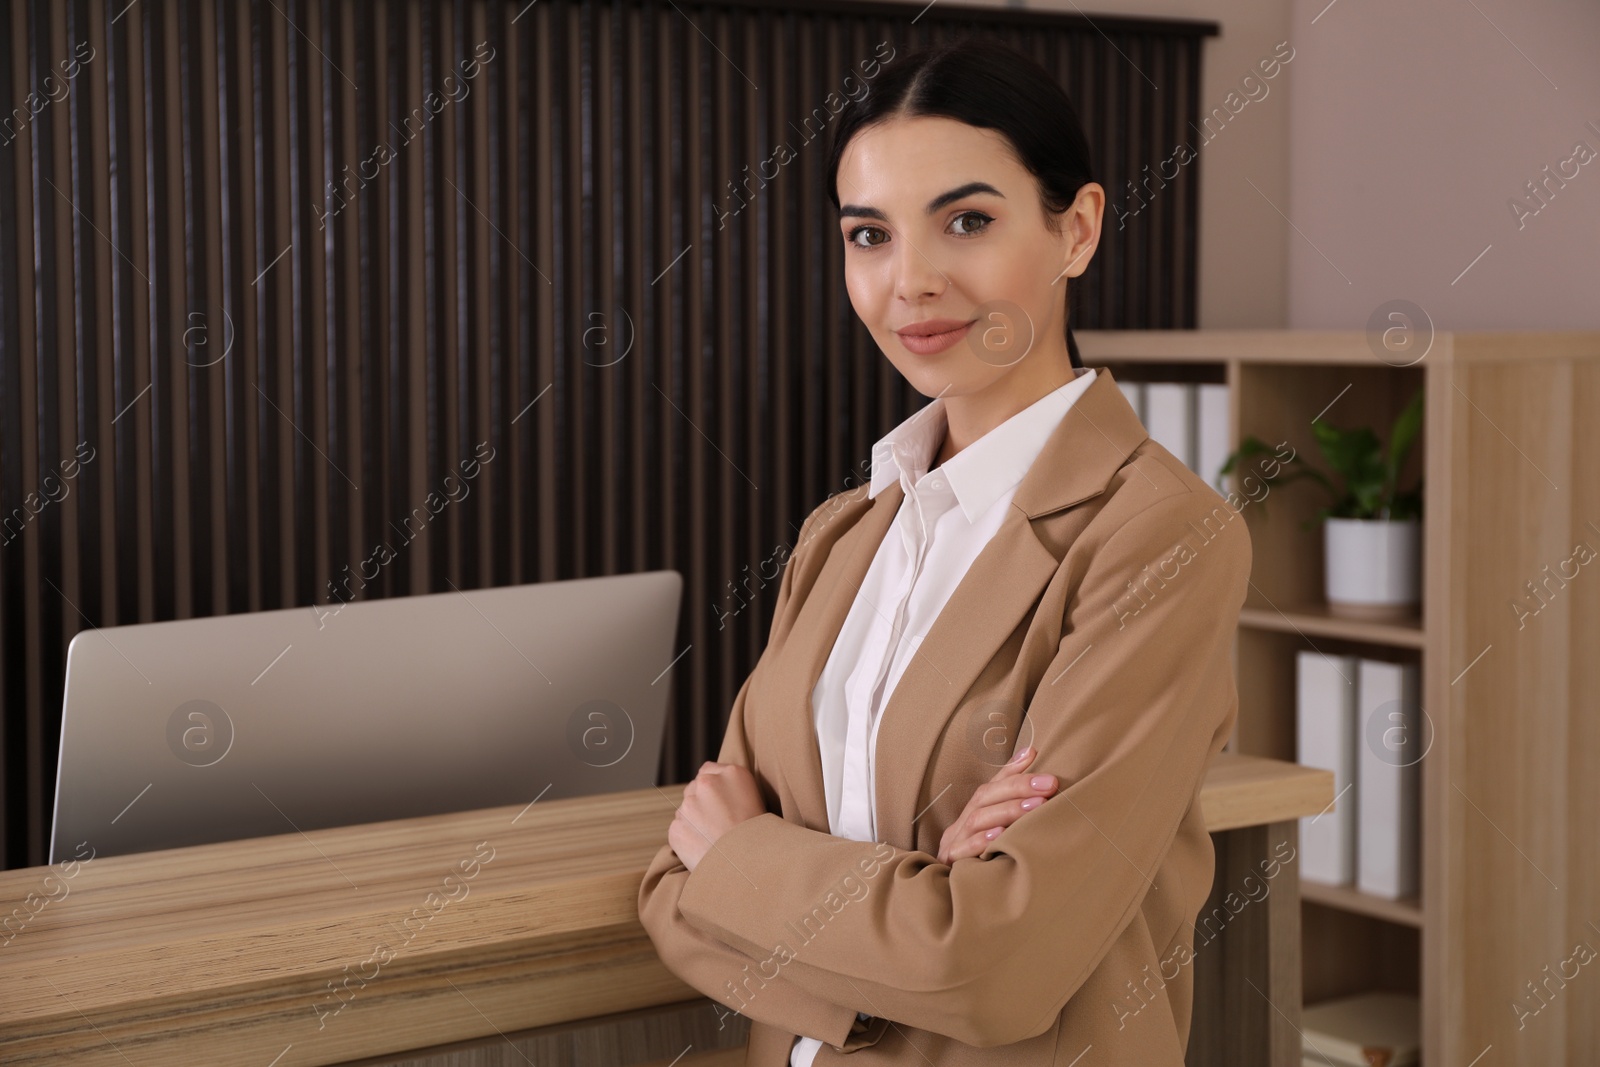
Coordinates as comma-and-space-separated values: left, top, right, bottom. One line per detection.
637, 482, 1250, 1049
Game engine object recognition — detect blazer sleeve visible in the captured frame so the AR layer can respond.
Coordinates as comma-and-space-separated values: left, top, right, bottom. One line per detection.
636, 504, 879, 1051
674, 486, 1252, 1049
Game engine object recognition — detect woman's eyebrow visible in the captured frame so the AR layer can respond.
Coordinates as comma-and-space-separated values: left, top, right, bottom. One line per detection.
838, 181, 1005, 221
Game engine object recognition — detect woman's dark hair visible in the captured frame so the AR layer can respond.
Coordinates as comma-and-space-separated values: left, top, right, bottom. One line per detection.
826, 35, 1097, 370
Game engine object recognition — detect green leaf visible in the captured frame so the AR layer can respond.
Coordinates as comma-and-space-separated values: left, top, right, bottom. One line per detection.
1312, 419, 1388, 512
1389, 486, 1424, 521
1219, 435, 1281, 476
1312, 421, 1383, 481
1264, 465, 1338, 495
1384, 388, 1425, 508
1231, 388, 1427, 524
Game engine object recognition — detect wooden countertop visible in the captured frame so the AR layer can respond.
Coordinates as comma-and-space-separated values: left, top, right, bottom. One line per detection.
1198, 750, 1334, 832
0, 752, 1331, 1065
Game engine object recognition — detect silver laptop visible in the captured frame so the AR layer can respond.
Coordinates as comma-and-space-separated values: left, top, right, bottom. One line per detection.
50, 570, 682, 863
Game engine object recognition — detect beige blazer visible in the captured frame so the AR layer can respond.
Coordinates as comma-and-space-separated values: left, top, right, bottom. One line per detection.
638, 367, 1252, 1066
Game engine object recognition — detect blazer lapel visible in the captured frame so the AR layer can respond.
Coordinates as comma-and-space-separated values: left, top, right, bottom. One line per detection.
871, 367, 1149, 849
766, 368, 1149, 851
768, 480, 904, 833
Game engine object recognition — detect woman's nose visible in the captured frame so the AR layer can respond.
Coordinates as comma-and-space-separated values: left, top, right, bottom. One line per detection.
892, 242, 949, 300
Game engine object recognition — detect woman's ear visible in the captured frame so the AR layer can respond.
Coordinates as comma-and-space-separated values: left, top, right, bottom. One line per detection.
1052, 182, 1104, 284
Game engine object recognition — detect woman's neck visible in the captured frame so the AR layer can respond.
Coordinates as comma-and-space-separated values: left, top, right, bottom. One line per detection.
937, 353, 1077, 465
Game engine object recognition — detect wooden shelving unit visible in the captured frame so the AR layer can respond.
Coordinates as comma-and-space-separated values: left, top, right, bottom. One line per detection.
1237, 604, 1426, 649
1079, 329, 1600, 1067
1300, 878, 1423, 929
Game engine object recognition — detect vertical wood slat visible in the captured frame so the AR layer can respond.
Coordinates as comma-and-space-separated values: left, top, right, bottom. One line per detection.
0, 0, 1217, 870
26, 1, 64, 850
65, 0, 102, 710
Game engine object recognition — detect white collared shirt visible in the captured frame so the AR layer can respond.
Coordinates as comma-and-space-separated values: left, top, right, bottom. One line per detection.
788, 367, 1096, 1066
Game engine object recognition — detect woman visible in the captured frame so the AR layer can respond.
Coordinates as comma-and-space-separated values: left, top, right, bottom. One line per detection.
638, 35, 1251, 1067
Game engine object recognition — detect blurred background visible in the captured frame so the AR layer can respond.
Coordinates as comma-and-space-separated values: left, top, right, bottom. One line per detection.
12, 0, 1600, 870
3, 3, 1598, 1065
0, 0, 1208, 874
1, 0, 1595, 874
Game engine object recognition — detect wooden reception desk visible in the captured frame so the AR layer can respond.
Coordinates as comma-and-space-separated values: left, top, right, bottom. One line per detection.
0, 753, 1331, 1067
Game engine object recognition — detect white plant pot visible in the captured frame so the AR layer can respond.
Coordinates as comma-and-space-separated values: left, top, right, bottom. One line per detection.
1323, 517, 1420, 618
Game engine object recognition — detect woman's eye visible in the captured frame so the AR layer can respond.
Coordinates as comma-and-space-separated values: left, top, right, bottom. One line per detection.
950, 210, 993, 236
845, 225, 887, 249
844, 211, 992, 250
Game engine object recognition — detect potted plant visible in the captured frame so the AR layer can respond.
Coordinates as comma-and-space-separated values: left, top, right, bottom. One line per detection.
1220, 387, 1424, 618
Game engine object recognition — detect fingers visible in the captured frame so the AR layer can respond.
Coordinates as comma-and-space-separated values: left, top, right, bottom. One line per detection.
966, 750, 1058, 820
963, 788, 1051, 837
972, 745, 1042, 801
943, 831, 998, 863
994, 745, 1037, 779
689, 761, 732, 791
942, 792, 1050, 862
943, 815, 1030, 863
935, 749, 1059, 864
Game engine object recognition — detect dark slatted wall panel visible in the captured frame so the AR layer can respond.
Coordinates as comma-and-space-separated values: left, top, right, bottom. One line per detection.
0, 0, 1215, 869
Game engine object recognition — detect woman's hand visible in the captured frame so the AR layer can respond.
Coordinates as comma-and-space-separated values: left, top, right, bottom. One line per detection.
936, 746, 1057, 864
668, 761, 768, 873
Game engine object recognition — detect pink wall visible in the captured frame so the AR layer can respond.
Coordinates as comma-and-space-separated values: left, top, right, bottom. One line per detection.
1287, 0, 1600, 328
909, 0, 1299, 327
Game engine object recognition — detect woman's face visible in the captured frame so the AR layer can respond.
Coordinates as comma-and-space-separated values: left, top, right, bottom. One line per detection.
835, 114, 1102, 401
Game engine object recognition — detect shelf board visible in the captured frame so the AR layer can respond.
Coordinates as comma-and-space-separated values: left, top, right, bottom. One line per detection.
1301, 878, 1424, 928
1078, 328, 1600, 366
1200, 752, 1334, 833
1238, 603, 1425, 649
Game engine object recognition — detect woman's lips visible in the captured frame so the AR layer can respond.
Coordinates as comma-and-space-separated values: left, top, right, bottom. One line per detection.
896, 320, 975, 356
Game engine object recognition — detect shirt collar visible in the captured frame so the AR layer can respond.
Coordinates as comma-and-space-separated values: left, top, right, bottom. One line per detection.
868, 367, 1098, 523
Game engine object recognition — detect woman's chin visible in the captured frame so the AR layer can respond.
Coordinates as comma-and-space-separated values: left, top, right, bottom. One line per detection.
908, 372, 963, 401
882, 352, 956, 397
